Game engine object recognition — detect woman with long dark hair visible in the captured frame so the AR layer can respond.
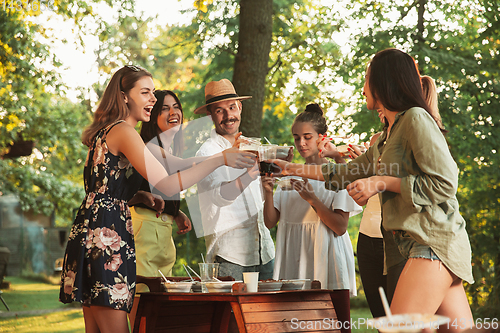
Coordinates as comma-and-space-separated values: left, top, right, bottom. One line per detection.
127, 89, 212, 326
271, 49, 473, 329
321, 75, 444, 318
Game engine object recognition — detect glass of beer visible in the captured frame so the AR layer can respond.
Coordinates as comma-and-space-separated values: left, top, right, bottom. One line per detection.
240, 139, 261, 158
258, 144, 278, 176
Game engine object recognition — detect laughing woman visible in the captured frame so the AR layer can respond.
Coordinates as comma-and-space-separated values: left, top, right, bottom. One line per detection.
130, 90, 195, 288
271, 49, 473, 331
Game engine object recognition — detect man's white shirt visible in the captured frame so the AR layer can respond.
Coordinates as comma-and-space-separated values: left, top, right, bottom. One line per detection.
195, 129, 275, 266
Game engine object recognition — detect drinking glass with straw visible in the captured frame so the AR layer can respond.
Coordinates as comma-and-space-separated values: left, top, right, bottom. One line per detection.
183, 264, 194, 282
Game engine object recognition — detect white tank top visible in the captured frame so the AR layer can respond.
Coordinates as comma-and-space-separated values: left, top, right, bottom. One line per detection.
358, 195, 383, 238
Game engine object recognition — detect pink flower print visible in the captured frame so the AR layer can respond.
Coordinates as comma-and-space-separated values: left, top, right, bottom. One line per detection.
93, 138, 108, 166
63, 270, 76, 295
109, 283, 129, 301
93, 227, 121, 252
85, 192, 96, 209
85, 229, 94, 249
119, 201, 125, 213
126, 219, 133, 235
104, 254, 123, 272
97, 184, 107, 194
117, 156, 131, 169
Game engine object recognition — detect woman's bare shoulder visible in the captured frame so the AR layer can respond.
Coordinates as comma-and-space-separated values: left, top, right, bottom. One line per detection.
106, 121, 143, 154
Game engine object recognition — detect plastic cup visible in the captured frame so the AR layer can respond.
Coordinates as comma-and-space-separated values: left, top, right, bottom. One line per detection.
276, 146, 294, 160
240, 142, 260, 158
240, 136, 261, 146
243, 272, 259, 292
199, 263, 219, 293
258, 145, 278, 176
276, 178, 293, 190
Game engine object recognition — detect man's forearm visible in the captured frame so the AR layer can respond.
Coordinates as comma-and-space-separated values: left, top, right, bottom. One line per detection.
219, 171, 257, 200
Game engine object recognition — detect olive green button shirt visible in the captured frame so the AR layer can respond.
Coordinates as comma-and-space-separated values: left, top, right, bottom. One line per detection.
322, 107, 474, 284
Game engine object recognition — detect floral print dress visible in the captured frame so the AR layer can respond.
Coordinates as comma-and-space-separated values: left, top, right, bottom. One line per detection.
59, 121, 143, 312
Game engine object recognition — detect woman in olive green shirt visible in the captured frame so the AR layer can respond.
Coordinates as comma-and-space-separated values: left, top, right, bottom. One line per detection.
271, 48, 473, 329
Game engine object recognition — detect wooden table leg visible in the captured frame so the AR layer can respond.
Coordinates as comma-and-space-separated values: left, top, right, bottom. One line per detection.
229, 301, 247, 333
330, 290, 351, 333
211, 301, 232, 333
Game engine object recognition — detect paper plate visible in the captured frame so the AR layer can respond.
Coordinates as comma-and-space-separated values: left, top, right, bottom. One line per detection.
280, 279, 309, 290
258, 280, 283, 292
204, 281, 242, 293
162, 281, 193, 293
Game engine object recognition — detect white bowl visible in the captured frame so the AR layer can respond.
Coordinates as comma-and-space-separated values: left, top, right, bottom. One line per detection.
367, 314, 450, 333
204, 281, 241, 293
276, 146, 294, 159
281, 279, 308, 290
162, 281, 193, 293
258, 280, 283, 292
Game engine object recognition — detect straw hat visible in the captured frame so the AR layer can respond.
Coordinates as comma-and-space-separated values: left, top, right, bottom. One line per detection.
193, 79, 252, 114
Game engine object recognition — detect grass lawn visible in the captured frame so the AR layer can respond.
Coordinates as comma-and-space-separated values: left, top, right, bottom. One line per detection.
0, 276, 377, 333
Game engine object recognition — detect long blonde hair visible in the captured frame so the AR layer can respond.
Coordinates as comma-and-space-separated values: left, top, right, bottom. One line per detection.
82, 66, 153, 147
421, 75, 444, 131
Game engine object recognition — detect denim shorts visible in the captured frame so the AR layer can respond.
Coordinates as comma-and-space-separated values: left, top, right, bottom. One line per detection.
393, 230, 440, 261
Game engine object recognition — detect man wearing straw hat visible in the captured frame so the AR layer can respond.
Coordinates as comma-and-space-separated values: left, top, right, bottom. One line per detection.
194, 79, 275, 281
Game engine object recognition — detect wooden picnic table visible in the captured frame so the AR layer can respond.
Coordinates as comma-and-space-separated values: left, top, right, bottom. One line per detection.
132, 277, 350, 333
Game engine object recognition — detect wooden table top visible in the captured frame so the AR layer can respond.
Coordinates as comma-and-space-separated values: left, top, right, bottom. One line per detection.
133, 287, 342, 333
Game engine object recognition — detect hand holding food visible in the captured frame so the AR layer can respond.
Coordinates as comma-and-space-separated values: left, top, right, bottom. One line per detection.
261, 175, 276, 193
317, 134, 341, 159
221, 147, 257, 168
291, 178, 316, 202
347, 143, 368, 159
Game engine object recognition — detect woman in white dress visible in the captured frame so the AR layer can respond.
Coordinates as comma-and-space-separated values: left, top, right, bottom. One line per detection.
263, 103, 362, 295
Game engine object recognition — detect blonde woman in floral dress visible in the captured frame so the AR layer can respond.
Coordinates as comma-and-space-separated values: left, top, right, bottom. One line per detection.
59, 66, 256, 333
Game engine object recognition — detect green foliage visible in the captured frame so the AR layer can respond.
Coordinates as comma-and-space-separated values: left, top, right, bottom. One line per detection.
2, 0, 499, 316
0, 2, 129, 225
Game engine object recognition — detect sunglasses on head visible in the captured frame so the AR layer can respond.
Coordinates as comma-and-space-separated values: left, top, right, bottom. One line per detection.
124, 65, 144, 72
120, 65, 145, 91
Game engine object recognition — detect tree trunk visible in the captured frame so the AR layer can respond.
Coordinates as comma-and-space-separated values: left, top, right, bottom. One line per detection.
232, 0, 273, 138
415, 0, 427, 48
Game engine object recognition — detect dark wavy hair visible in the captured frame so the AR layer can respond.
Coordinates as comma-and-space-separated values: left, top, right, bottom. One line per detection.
292, 103, 329, 135
140, 90, 184, 156
82, 66, 153, 147
368, 48, 431, 115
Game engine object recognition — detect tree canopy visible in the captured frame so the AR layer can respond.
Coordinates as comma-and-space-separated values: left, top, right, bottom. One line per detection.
1, 0, 498, 315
